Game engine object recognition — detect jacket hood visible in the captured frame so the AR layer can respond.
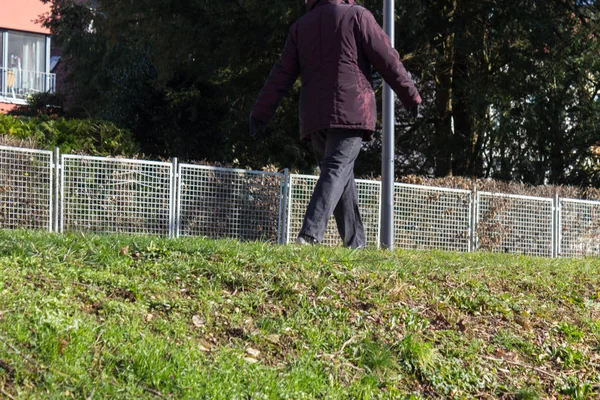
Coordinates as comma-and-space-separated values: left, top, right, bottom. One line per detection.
306, 0, 355, 11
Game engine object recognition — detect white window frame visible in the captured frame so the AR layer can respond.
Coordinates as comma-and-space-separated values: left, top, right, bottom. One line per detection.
1, 29, 52, 105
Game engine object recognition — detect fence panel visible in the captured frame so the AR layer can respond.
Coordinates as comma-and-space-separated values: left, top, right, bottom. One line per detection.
559, 199, 600, 257
287, 175, 381, 246
5, 144, 600, 259
61, 155, 172, 235
0, 146, 53, 231
177, 165, 284, 242
394, 183, 471, 252
476, 192, 553, 257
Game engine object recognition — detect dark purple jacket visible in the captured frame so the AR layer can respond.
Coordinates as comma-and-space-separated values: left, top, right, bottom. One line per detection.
251, 0, 421, 141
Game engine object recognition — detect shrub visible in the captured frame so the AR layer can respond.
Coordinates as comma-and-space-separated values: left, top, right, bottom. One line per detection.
8, 92, 65, 118
0, 114, 138, 156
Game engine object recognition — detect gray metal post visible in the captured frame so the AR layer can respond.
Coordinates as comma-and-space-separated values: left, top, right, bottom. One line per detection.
380, 0, 396, 250
53, 147, 60, 233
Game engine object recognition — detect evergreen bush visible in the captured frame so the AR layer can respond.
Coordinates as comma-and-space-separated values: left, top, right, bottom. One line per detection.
0, 114, 138, 156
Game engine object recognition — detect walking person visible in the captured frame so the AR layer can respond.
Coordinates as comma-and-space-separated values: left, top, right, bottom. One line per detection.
250, 0, 421, 248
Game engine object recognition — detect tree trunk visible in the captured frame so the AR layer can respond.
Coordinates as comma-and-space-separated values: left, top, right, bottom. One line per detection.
432, 0, 457, 177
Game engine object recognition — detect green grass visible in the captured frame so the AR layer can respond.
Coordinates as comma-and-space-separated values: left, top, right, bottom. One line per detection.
0, 230, 599, 399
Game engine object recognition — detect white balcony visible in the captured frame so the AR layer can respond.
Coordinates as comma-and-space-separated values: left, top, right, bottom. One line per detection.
0, 66, 56, 105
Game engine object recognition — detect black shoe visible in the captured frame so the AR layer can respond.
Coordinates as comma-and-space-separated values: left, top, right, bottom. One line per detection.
347, 244, 366, 250
295, 234, 318, 245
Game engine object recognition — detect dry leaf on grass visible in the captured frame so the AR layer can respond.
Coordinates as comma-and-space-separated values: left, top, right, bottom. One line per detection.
266, 334, 280, 344
198, 339, 212, 352
246, 347, 261, 358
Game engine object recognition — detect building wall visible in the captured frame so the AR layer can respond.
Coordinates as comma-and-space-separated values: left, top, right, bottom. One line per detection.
0, 0, 51, 34
0, 103, 15, 113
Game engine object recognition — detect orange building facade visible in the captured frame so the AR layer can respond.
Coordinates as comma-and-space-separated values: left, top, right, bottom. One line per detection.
0, 0, 54, 112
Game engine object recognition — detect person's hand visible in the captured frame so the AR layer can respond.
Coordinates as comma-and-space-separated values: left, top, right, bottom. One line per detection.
249, 116, 268, 138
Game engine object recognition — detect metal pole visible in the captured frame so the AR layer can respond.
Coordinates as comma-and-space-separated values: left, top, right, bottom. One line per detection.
380, 0, 395, 250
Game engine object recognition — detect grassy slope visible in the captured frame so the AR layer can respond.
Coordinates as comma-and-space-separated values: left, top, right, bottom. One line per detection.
0, 231, 599, 399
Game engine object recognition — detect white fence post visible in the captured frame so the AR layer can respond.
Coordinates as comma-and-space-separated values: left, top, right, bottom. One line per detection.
469, 187, 477, 252
175, 159, 182, 239
553, 193, 559, 258
376, 180, 382, 249
170, 158, 178, 238
59, 152, 64, 233
556, 195, 562, 257
278, 169, 290, 245
53, 147, 60, 233
286, 175, 295, 245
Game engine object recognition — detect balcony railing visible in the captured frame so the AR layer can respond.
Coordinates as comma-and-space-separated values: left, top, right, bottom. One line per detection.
0, 67, 57, 104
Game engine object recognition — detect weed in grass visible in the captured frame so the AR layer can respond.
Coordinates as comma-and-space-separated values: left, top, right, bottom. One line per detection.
420, 352, 494, 397
558, 377, 597, 400
354, 339, 398, 379
554, 321, 585, 343
544, 343, 586, 369
353, 374, 380, 398
514, 386, 540, 400
435, 330, 486, 365
588, 319, 600, 344
135, 240, 171, 261
402, 308, 429, 334
448, 288, 493, 315
493, 330, 541, 362
396, 335, 437, 376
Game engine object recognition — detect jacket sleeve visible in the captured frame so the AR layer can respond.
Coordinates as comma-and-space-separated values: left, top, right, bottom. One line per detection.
357, 9, 421, 109
251, 24, 300, 123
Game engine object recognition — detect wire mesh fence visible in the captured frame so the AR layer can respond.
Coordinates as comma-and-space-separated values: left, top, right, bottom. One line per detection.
61, 155, 173, 235
2, 144, 600, 258
0, 146, 53, 231
177, 164, 284, 242
476, 192, 554, 257
394, 183, 471, 252
286, 175, 381, 246
559, 199, 600, 257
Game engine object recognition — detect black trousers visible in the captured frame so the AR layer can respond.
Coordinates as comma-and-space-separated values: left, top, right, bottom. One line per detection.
299, 129, 366, 248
